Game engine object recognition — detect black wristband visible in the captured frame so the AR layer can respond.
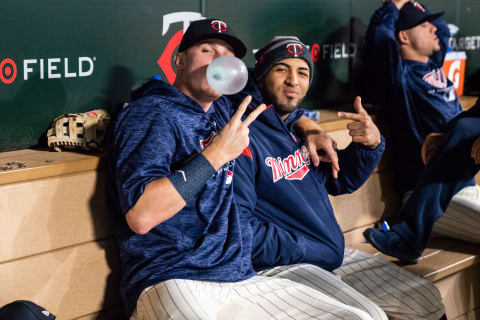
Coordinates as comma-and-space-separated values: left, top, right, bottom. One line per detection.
167, 153, 217, 203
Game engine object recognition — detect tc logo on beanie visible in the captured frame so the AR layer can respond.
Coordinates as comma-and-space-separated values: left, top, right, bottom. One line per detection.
286, 43, 304, 56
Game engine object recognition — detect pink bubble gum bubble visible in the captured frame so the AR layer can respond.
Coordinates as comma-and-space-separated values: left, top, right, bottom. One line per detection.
206, 56, 248, 95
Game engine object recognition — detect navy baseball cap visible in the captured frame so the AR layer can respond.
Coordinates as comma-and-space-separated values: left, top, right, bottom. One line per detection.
395, 2, 444, 32
0, 300, 56, 320
178, 19, 247, 58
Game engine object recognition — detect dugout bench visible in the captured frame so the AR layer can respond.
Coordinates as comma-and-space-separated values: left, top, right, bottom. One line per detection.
0, 96, 479, 319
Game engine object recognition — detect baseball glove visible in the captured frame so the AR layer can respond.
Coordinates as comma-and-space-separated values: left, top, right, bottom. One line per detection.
47, 109, 111, 152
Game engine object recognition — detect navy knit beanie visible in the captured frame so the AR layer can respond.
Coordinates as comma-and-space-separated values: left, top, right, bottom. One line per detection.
254, 36, 314, 85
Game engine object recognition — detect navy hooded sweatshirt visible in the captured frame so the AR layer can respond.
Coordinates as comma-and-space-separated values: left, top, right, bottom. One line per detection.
107, 80, 255, 317
231, 75, 385, 271
364, 2, 462, 192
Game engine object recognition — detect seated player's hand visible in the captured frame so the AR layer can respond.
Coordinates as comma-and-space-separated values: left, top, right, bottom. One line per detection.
305, 130, 340, 179
421, 132, 444, 165
391, 0, 413, 10
338, 96, 381, 150
472, 136, 480, 165
203, 95, 266, 169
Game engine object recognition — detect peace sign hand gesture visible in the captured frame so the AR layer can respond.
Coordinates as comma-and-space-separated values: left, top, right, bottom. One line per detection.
202, 95, 266, 170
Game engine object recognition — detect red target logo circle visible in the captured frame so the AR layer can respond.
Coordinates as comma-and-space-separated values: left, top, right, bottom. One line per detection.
0, 58, 17, 84
311, 44, 320, 62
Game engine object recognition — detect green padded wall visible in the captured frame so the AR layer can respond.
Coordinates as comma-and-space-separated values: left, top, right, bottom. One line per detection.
0, 0, 478, 151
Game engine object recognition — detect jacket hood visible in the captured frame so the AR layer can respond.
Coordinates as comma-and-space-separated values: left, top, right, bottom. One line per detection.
130, 79, 207, 114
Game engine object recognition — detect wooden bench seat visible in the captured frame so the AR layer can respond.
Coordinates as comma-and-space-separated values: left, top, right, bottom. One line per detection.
0, 150, 124, 319
1, 96, 479, 319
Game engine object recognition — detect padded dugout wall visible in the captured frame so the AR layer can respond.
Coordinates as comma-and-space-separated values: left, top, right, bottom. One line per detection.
0, 0, 479, 152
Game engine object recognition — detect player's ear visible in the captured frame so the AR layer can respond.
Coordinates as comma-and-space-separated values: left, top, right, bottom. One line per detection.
397, 30, 409, 45
174, 52, 185, 70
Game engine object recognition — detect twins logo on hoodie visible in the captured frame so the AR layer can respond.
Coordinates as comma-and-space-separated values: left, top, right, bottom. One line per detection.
200, 130, 234, 184
423, 68, 448, 89
200, 131, 216, 149
265, 146, 310, 182
423, 68, 457, 102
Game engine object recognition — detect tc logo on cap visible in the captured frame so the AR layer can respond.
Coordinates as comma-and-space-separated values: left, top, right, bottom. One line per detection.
211, 20, 227, 33
286, 43, 303, 56
413, 2, 426, 12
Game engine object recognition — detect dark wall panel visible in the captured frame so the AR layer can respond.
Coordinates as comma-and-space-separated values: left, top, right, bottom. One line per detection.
0, 0, 202, 151
0, 0, 478, 151
457, 0, 480, 93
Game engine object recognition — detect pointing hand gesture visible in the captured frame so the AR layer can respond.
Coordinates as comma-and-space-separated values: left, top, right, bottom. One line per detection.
338, 96, 381, 149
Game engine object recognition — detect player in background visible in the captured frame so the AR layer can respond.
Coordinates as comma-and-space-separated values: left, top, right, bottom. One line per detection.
363, 0, 480, 263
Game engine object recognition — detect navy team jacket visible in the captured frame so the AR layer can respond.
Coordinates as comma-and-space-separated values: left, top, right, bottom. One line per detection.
364, 2, 462, 192
231, 76, 385, 271
108, 80, 255, 317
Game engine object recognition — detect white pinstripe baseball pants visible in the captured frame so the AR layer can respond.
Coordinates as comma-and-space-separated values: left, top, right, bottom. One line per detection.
337, 248, 444, 320
131, 274, 374, 320
432, 184, 480, 243
130, 249, 443, 320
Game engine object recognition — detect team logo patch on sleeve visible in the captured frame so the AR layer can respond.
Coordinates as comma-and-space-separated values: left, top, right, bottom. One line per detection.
423, 69, 448, 88
226, 170, 233, 184
265, 146, 310, 182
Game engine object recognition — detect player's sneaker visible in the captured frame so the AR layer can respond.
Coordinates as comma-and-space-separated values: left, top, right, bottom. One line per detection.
363, 228, 419, 264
